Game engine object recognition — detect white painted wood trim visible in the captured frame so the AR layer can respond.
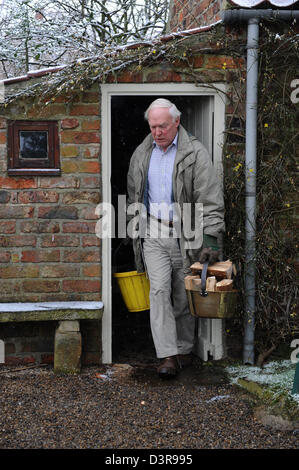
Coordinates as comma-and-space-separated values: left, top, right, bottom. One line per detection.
100, 82, 227, 364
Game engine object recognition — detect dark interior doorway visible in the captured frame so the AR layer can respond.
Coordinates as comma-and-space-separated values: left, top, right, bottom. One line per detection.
111, 94, 213, 363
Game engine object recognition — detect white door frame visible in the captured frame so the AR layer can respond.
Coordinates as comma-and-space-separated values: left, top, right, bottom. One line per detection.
100, 83, 226, 364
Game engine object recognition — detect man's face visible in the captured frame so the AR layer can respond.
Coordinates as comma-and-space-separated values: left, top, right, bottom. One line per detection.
148, 107, 180, 152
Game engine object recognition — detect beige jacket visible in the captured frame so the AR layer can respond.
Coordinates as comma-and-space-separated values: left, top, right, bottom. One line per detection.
127, 125, 225, 273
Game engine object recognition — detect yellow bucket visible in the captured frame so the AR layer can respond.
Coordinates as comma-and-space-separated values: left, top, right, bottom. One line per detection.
113, 271, 150, 312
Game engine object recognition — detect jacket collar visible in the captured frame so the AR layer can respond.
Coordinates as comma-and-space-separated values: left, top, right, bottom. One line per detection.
176, 125, 196, 161
137, 125, 195, 172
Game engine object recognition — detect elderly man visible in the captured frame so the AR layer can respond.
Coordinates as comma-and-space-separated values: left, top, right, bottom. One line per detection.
127, 98, 224, 378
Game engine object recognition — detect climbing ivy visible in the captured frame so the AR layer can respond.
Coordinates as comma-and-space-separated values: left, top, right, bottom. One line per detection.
222, 21, 298, 363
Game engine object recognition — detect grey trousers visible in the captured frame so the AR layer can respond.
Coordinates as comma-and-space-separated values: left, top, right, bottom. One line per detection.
143, 221, 195, 359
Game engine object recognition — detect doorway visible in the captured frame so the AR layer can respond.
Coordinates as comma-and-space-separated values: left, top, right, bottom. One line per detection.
101, 84, 226, 364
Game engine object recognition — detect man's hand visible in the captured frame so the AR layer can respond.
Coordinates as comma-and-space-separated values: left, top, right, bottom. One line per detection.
199, 235, 219, 265
199, 247, 219, 265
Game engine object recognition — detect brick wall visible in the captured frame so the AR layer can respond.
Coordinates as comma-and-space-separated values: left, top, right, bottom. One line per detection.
0, 85, 101, 303
2, 320, 101, 366
0, 38, 245, 364
169, 0, 223, 31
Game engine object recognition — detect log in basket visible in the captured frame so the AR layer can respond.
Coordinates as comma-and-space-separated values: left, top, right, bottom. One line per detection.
185, 260, 238, 319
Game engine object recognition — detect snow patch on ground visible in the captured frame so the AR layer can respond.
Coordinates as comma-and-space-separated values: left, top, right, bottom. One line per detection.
206, 395, 231, 403
226, 360, 299, 405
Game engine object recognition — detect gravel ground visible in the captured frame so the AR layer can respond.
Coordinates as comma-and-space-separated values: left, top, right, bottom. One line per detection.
0, 359, 298, 450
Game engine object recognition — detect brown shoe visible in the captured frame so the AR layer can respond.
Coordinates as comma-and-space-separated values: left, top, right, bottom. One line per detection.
157, 356, 178, 378
177, 353, 193, 369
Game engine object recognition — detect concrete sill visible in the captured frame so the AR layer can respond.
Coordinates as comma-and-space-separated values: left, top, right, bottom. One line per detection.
0, 301, 104, 322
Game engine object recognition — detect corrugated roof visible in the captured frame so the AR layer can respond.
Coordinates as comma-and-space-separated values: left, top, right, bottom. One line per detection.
230, 0, 298, 6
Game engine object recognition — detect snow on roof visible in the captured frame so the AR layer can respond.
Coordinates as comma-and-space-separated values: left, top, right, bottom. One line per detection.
230, 0, 298, 6
1, 0, 297, 88
2, 65, 66, 85
1, 20, 222, 87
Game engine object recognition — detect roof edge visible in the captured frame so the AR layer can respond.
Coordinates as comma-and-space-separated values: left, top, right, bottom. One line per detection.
1, 20, 222, 86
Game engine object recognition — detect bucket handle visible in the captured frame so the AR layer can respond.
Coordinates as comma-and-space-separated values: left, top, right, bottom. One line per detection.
112, 238, 131, 273
200, 262, 209, 297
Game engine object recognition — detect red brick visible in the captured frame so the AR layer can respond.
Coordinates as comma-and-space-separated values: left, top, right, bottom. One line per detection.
110, 70, 143, 83
192, 56, 205, 68
0, 177, 37, 189
40, 265, 80, 278
82, 235, 100, 247
79, 206, 99, 220
0, 235, 36, 247
41, 234, 80, 247
39, 177, 79, 189
69, 104, 99, 116
38, 206, 78, 219
63, 249, 100, 262
61, 118, 79, 129
77, 161, 100, 173
205, 56, 243, 69
83, 147, 100, 159
18, 191, 59, 204
146, 70, 182, 83
0, 206, 34, 219
0, 132, 6, 144
80, 176, 100, 188
62, 280, 100, 292
61, 131, 100, 144
82, 265, 101, 277
0, 252, 10, 262
0, 221, 16, 233
21, 250, 60, 262
1, 280, 21, 295
62, 191, 100, 204
20, 220, 60, 233
62, 221, 94, 233
81, 120, 100, 130
41, 94, 75, 104
23, 280, 60, 292
0, 265, 39, 278
27, 104, 66, 118
82, 91, 100, 103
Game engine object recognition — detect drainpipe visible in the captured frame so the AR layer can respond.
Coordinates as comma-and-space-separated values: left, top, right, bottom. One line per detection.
243, 17, 259, 365
221, 8, 299, 365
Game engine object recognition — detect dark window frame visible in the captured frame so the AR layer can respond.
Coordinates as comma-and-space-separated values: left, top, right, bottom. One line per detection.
8, 120, 60, 176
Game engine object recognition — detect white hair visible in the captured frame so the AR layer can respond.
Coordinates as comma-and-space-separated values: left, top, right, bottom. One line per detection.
144, 98, 181, 122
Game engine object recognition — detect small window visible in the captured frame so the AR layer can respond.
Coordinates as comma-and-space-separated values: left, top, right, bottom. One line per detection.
8, 120, 60, 176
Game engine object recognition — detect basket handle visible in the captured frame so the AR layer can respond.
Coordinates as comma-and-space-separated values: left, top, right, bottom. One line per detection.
200, 262, 209, 297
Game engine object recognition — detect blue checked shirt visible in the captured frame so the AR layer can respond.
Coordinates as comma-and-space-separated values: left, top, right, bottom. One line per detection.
147, 133, 178, 222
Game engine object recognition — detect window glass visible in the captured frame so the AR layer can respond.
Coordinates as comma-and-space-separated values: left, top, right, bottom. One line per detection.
19, 131, 48, 159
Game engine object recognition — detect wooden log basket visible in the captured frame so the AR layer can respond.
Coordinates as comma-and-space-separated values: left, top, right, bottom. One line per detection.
185, 260, 238, 319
